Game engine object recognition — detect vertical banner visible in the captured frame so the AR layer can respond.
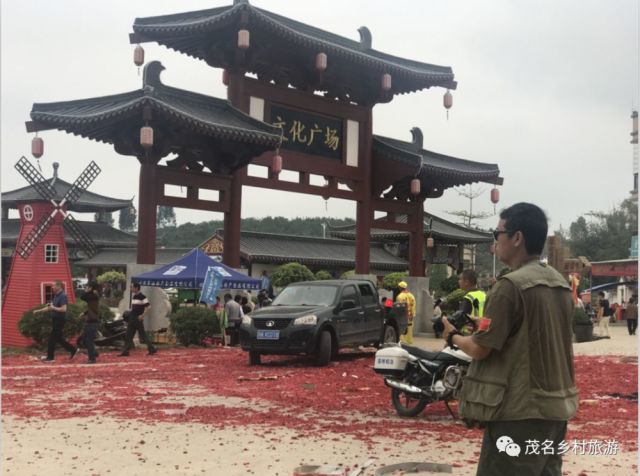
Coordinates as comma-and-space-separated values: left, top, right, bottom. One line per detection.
200, 266, 223, 305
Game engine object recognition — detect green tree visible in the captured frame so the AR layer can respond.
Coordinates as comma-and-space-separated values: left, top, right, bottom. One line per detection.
315, 270, 332, 280
96, 270, 126, 286
427, 264, 448, 291
93, 211, 114, 226
271, 262, 315, 287
568, 199, 637, 261
382, 271, 408, 290
157, 206, 177, 228
119, 205, 137, 232
439, 275, 459, 294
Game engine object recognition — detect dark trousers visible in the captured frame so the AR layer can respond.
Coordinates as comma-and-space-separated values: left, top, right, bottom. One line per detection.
47, 317, 75, 360
627, 319, 637, 335
123, 318, 156, 353
81, 322, 99, 361
476, 419, 567, 476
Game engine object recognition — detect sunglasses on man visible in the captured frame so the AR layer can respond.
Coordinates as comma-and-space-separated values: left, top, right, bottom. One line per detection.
492, 229, 513, 241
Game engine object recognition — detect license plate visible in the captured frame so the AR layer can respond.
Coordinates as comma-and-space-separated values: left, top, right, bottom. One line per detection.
257, 329, 280, 340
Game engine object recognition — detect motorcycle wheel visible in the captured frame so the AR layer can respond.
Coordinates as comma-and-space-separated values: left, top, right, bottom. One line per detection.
391, 388, 429, 417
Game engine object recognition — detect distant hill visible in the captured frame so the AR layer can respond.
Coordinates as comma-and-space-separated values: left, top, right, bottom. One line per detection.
156, 216, 356, 248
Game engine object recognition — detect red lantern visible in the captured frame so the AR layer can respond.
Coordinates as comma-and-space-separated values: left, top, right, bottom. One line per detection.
222, 69, 229, 86
140, 126, 154, 149
427, 237, 435, 248
443, 90, 453, 109
491, 187, 500, 204
381, 73, 392, 91
238, 29, 250, 49
134, 45, 145, 66
315, 53, 327, 72
272, 154, 282, 175
410, 178, 421, 196
31, 136, 44, 158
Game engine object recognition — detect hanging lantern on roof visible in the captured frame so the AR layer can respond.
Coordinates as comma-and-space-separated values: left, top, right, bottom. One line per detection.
140, 126, 154, 149
238, 29, 250, 49
31, 136, 44, 158
443, 89, 453, 119
272, 154, 282, 176
315, 53, 327, 72
410, 178, 421, 196
134, 45, 145, 66
381, 73, 392, 91
222, 69, 230, 86
491, 187, 500, 204
427, 236, 435, 248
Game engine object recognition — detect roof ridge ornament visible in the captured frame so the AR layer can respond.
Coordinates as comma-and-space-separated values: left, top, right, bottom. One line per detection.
142, 61, 166, 90
51, 161, 59, 186
410, 127, 423, 152
357, 26, 372, 51
233, 0, 249, 5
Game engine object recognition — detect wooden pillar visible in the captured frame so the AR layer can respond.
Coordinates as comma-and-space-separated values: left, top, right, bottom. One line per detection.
137, 159, 158, 264
355, 109, 373, 274
408, 200, 425, 277
223, 70, 246, 268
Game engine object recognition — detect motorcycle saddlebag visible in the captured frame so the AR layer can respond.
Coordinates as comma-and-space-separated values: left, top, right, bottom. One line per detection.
374, 346, 410, 377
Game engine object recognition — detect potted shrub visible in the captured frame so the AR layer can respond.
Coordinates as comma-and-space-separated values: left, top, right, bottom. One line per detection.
573, 307, 593, 343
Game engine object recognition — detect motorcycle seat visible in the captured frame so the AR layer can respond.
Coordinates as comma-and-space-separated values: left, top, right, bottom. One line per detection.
401, 344, 442, 361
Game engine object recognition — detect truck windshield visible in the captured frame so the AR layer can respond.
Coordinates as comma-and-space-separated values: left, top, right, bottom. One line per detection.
272, 285, 339, 307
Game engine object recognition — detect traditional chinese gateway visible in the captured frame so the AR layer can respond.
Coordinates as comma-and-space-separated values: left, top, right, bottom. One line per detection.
25, 0, 502, 279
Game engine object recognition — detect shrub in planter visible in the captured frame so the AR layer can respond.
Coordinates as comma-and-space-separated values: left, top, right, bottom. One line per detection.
168, 307, 220, 346
442, 289, 466, 314
18, 302, 114, 347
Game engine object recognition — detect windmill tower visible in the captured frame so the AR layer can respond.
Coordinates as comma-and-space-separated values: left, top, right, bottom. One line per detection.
2, 158, 101, 347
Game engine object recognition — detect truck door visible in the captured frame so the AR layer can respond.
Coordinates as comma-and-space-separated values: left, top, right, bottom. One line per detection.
358, 283, 383, 341
335, 284, 364, 345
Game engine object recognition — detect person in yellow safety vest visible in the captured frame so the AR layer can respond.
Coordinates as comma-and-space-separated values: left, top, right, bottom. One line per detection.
396, 281, 416, 344
458, 269, 487, 335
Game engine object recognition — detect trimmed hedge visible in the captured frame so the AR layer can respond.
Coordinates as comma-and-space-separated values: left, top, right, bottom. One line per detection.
168, 306, 221, 346
18, 301, 115, 346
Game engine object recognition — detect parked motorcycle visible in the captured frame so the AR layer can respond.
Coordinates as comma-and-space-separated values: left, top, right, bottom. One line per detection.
373, 310, 473, 417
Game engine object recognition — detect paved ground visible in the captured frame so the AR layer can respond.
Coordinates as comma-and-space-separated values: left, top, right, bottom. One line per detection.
2, 326, 637, 476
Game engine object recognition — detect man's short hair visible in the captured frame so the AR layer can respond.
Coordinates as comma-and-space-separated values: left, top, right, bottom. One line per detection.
598, 291, 605, 297
224, 293, 232, 301
460, 269, 478, 285
54, 280, 63, 288
131, 282, 141, 290
500, 202, 548, 255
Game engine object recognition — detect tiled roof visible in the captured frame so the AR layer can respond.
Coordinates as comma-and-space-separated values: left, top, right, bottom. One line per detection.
76, 248, 191, 267
235, 231, 407, 270
130, 2, 456, 99
373, 135, 502, 197
329, 211, 493, 244
2, 179, 131, 213
28, 61, 281, 149
2, 219, 137, 247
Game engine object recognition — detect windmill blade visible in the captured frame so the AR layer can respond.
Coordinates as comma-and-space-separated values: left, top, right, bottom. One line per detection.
63, 214, 97, 258
14, 156, 57, 202
60, 161, 101, 207
16, 213, 56, 259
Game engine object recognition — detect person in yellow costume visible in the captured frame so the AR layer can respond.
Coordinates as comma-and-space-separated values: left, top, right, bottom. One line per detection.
396, 281, 416, 344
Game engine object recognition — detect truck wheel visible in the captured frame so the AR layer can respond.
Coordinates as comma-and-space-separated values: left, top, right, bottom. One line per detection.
382, 324, 398, 344
249, 351, 261, 365
391, 388, 429, 417
315, 331, 332, 366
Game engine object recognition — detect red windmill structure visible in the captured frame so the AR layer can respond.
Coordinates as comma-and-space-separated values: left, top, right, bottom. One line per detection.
2, 157, 101, 347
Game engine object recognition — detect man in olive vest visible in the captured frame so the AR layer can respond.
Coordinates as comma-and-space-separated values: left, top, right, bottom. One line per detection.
458, 269, 486, 334
443, 203, 577, 475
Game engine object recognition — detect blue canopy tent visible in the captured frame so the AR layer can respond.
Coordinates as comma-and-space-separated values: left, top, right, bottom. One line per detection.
132, 248, 261, 291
